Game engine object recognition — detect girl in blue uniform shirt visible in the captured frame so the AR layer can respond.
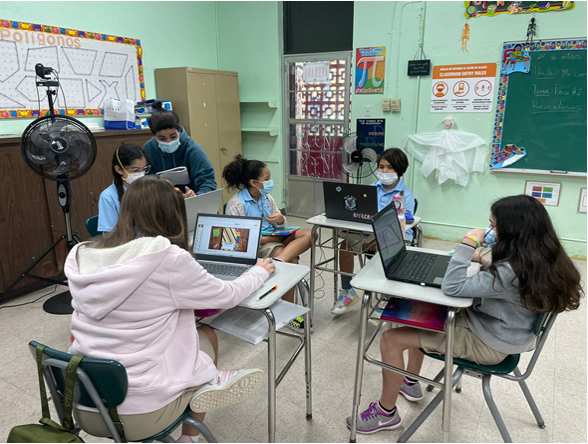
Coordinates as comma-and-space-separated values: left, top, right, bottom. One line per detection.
332, 148, 415, 316
98, 144, 150, 234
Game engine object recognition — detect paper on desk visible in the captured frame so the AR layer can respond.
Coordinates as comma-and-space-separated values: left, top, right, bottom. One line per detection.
210, 300, 309, 345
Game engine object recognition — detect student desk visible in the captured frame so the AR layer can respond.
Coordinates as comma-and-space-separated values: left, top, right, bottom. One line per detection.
306, 214, 422, 315
348, 248, 477, 443
238, 261, 312, 443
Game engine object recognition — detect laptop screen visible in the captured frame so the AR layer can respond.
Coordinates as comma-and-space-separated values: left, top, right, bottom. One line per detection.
372, 201, 406, 272
193, 214, 262, 264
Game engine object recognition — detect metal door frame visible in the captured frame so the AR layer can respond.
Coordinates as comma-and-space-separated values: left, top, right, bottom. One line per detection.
282, 51, 352, 215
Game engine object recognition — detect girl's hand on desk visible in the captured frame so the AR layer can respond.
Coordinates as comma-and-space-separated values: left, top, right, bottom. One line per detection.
266, 212, 285, 225
255, 258, 276, 275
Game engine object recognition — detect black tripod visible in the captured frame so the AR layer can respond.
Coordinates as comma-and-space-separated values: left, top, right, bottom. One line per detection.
4, 66, 82, 315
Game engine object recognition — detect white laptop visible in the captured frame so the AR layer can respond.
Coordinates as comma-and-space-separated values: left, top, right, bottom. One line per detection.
192, 214, 262, 280
186, 189, 224, 239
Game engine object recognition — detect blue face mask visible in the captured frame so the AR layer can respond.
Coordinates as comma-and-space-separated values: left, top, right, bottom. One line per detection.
158, 138, 181, 154
482, 226, 497, 248
258, 179, 274, 195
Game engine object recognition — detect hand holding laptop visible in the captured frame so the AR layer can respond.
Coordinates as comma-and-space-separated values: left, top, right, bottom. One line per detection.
255, 258, 276, 275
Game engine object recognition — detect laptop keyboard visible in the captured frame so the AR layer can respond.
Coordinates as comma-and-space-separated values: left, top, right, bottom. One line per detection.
398, 253, 437, 282
200, 262, 247, 277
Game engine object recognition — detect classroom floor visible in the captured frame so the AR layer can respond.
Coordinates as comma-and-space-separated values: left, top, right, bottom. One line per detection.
1, 215, 586, 443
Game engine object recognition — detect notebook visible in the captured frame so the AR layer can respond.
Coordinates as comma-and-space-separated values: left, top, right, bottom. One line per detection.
381, 297, 447, 331
261, 227, 300, 236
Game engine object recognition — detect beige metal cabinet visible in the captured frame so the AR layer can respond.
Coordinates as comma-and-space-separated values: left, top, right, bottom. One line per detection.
155, 67, 242, 205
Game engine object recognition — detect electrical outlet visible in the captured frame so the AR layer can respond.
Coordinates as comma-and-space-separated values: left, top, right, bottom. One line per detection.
382, 98, 391, 112
390, 99, 401, 112
365, 105, 371, 117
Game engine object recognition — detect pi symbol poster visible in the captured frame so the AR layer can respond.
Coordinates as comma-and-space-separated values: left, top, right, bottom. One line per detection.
355, 47, 386, 94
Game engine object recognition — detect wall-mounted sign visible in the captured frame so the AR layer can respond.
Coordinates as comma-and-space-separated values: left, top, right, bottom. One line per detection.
524, 180, 561, 206
355, 47, 386, 94
357, 119, 385, 154
579, 188, 587, 213
465, 1, 575, 18
302, 62, 331, 84
408, 60, 431, 76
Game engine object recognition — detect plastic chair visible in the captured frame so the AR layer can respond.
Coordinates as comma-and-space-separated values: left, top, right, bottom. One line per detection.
85, 216, 101, 238
28, 341, 218, 443
397, 313, 556, 443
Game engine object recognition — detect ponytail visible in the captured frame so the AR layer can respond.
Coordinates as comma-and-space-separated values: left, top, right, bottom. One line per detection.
222, 155, 266, 190
148, 101, 181, 134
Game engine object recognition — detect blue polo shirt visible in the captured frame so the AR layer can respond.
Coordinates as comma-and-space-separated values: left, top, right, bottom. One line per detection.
371, 178, 415, 241
237, 188, 274, 231
98, 182, 123, 232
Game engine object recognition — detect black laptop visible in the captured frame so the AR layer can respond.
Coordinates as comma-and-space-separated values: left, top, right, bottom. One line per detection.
323, 182, 379, 224
372, 201, 449, 288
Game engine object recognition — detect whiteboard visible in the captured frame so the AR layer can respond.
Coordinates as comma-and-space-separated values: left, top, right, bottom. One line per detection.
0, 20, 145, 118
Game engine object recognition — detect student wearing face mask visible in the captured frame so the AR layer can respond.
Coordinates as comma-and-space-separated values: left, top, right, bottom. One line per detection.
143, 102, 216, 198
98, 144, 150, 234
333, 148, 416, 316
223, 155, 312, 331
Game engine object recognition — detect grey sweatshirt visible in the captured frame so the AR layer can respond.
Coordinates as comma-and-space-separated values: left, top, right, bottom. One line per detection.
441, 244, 539, 355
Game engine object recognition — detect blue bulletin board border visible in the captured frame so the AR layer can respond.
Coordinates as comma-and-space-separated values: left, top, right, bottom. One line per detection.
491, 38, 587, 168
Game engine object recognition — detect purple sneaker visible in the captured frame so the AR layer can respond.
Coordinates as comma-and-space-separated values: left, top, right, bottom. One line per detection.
346, 401, 402, 434
399, 378, 423, 402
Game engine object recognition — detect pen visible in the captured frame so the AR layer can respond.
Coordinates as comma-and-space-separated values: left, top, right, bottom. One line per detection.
259, 285, 278, 300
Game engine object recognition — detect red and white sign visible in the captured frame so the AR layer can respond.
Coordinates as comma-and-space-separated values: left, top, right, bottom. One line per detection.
430, 63, 496, 113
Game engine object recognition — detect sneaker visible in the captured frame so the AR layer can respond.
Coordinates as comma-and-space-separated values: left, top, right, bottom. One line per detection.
331, 288, 359, 316
287, 316, 313, 333
399, 378, 423, 402
189, 369, 264, 413
346, 401, 402, 434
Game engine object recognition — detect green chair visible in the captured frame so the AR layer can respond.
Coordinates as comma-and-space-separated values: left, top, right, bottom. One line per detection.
85, 216, 101, 238
397, 312, 556, 443
28, 341, 218, 443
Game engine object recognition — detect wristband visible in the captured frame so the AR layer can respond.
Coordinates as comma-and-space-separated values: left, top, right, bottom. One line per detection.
462, 235, 480, 248
460, 242, 477, 250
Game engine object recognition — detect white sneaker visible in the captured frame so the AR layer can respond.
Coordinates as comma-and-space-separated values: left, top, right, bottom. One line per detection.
189, 369, 264, 413
331, 288, 359, 316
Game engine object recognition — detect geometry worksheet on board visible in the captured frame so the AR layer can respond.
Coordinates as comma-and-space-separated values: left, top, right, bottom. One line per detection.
0, 20, 144, 118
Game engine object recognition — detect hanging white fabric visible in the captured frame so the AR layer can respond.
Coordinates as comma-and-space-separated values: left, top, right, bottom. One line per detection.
406, 128, 487, 187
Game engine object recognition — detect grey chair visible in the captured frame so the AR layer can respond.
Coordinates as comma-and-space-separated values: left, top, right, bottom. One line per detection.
28, 341, 218, 443
398, 312, 556, 443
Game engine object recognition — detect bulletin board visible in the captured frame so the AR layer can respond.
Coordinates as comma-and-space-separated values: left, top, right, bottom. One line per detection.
0, 19, 145, 118
492, 39, 587, 174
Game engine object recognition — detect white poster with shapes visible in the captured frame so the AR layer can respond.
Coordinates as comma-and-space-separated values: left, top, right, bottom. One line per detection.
579, 188, 587, 213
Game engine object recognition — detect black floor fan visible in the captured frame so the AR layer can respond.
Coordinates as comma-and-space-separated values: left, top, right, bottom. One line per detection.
5, 64, 97, 314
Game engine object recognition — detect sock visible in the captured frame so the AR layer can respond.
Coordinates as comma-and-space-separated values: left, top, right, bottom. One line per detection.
341, 275, 353, 291
404, 376, 419, 386
378, 401, 397, 415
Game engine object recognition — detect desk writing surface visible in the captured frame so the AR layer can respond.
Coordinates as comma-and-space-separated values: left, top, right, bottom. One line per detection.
307, 214, 374, 233
351, 248, 477, 308
239, 261, 310, 310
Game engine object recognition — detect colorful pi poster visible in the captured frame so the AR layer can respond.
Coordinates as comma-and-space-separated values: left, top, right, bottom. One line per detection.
465, 1, 575, 18
430, 63, 496, 113
355, 47, 386, 95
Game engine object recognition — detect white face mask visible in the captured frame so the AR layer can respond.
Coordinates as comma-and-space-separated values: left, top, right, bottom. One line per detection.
124, 172, 145, 185
378, 171, 398, 185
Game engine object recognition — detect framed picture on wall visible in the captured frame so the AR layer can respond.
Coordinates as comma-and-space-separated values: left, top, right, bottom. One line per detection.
579, 188, 587, 213
524, 180, 561, 206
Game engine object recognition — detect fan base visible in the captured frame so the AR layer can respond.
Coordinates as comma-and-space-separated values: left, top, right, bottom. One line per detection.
43, 291, 73, 315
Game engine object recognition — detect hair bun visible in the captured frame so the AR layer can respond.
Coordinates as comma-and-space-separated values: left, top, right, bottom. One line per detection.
152, 101, 163, 111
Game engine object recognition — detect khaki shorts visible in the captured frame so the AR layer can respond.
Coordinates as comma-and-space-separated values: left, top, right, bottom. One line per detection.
339, 231, 376, 253
74, 329, 216, 441
420, 310, 508, 365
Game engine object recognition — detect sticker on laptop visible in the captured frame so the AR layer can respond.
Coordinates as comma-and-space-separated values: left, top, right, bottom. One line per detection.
344, 195, 357, 211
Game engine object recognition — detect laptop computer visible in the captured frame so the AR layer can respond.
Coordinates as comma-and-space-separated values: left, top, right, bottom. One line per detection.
192, 213, 262, 281
185, 189, 224, 239
323, 182, 379, 224
372, 201, 449, 288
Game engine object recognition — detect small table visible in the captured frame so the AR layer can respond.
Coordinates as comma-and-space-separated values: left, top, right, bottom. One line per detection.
306, 214, 422, 316
238, 261, 312, 443
348, 248, 477, 443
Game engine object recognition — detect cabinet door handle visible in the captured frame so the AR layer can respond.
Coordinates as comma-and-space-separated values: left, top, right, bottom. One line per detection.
220, 146, 228, 153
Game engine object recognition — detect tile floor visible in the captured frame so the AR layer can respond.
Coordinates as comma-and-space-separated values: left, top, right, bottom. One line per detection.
0, 216, 586, 443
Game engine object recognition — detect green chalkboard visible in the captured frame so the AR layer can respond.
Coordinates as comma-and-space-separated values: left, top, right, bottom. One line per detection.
492, 40, 587, 173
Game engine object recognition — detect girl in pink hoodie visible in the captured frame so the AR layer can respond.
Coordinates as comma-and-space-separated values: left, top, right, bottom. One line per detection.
66, 175, 275, 442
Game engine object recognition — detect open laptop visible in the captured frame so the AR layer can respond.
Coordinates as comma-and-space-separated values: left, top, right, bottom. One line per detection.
323, 182, 379, 224
192, 214, 262, 280
372, 201, 449, 288
185, 189, 224, 239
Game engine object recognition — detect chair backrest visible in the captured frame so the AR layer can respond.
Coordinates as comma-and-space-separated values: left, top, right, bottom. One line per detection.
29, 341, 128, 409
85, 216, 101, 237
223, 203, 227, 214
513, 312, 557, 380
413, 198, 418, 215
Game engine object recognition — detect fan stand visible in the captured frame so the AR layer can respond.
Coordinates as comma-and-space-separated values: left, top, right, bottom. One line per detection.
5, 75, 82, 315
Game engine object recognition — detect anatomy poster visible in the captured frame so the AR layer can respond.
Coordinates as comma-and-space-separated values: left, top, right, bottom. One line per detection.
0, 19, 145, 118
430, 63, 496, 113
355, 47, 385, 94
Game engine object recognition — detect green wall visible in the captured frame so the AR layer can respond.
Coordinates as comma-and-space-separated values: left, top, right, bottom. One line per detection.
0, 1, 219, 135
353, 1, 587, 257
